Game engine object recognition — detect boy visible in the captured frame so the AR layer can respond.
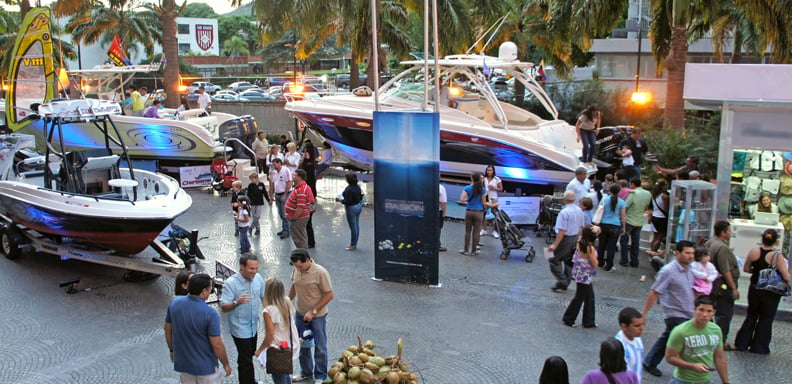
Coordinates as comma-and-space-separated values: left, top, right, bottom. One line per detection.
665, 295, 730, 384
245, 173, 270, 235
615, 307, 645, 382
233, 196, 251, 254
230, 180, 245, 237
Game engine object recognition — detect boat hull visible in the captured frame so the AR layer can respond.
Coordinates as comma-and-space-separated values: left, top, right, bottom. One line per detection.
290, 109, 577, 185
19, 116, 223, 161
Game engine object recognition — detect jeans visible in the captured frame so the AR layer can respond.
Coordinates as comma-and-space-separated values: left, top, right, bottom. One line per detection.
345, 203, 362, 246
232, 335, 258, 384
238, 226, 251, 253
249, 205, 262, 232
580, 129, 597, 163
645, 317, 687, 369
622, 165, 642, 181
714, 283, 737, 341
295, 312, 328, 380
562, 282, 596, 327
549, 235, 577, 288
275, 193, 290, 234
734, 285, 782, 354
307, 213, 315, 248
619, 223, 641, 266
271, 374, 291, 384
597, 224, 620, 268
463, 209, 484, 253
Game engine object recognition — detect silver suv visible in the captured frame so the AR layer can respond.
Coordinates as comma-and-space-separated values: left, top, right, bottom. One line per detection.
187, 81, 221, 94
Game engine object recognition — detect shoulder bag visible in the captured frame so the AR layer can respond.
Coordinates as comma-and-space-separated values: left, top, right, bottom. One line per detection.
266, 315, 294, 374
592, 201, 605, 225
755, 252, 791, 296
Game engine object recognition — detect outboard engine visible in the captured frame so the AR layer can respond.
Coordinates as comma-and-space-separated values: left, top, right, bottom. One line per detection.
218, 118, 248, 159
239, 115, 258, 148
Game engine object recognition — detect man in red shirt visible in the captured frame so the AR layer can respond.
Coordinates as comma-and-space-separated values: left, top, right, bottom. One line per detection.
285, 169, 315, 249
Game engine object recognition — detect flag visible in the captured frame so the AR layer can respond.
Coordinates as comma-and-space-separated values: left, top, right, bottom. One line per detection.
537, 59, 547, 82
107, 34, 131, 66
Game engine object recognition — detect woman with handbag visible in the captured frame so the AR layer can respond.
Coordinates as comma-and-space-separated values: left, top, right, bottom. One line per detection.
647, 179, 670, 257
458, 172, 496, 256
734, 229, 792, 354
255, 277, 300, 383
562, 225, 599, 328
597, 184, 626, 271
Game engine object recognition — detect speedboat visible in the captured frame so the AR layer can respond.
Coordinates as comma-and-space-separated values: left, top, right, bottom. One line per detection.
0, 8, 191, 255
4, 12, 255, 162
285, 43, 589, 186
0, 99, 192, 254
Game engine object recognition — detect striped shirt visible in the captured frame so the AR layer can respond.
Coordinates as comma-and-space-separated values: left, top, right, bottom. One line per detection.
615, 330, 644, 383
285, 182, 314, 220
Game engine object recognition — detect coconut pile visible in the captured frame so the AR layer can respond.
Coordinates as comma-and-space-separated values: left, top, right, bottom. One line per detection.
322, 337, 421, 384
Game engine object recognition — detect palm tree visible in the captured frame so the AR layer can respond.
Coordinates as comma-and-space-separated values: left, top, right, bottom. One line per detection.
66, 1, 162, 59
224, 35, 251, 56
143, 0, 184, 108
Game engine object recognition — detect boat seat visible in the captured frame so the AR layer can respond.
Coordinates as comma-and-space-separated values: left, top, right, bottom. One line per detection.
78, 154, 120, 194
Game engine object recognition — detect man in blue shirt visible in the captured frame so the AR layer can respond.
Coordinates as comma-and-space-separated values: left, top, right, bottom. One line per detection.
221, 254, 266, 384
165, 273, 231, 383
548, 190, 586, 291
641, 240, 696, 378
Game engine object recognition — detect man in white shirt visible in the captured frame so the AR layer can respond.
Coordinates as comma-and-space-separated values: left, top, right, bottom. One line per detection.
565, 167, 591, 205
251, 132, 269, 173
269, 158, 293, 239
197, 86, 212, 112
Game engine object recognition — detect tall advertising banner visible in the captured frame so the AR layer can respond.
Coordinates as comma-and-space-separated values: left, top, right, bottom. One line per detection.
373, 111, 440, 285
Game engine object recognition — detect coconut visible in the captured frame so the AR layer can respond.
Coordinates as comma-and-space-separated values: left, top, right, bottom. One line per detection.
386, 372, 401, 384
407, 373, 417, 381
364, 362, 379, 373
329, 366, 340, 378
322, 379, 333, 384
363, 348, 376, 356
359, 368, 375, 384
333, 371, 347, 384
364, 339, 375, 349
342, 350, 354, 359
349, 356, 363, 366
348, 345, 360, 353
357, 353, 369, 363
347, 366, 361, 380
398, 361, 409, 372
370, 356, 385, 367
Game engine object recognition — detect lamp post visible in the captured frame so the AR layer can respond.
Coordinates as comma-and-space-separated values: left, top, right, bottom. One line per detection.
285, 42, 299, 139
631, 0, 651, 104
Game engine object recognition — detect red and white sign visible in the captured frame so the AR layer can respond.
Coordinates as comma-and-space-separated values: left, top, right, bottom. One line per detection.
195, 24, 213, 51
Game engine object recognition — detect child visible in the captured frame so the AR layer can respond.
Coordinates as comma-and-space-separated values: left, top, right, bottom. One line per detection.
230, 180, 245, 237
691, 246, 719, 296
234, 196, 251, 253
621, 144, 634, 167
615, 307, 645, 379
562, 225, 599, 328
246, 173, 270, 236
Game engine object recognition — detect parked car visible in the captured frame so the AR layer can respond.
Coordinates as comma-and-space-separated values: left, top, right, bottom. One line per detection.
238, 90, 276, 102
228, 81, 259, 92
215, 90, 238, 97
187, 81, 221, 94
211, 94, 242, 102
263, 77, 289, 88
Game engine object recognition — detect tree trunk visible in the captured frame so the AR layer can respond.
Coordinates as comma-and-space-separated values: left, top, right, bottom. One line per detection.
730, 28, 743, 64
19, 0, 31, 20
663, 25, 687, 129
350, 49, 360, 89
161, 0, 180, 108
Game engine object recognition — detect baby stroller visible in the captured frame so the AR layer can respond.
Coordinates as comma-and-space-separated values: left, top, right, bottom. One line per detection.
210, 157, 238, 195
536, 195, 563, 244
492, 207, 535, 262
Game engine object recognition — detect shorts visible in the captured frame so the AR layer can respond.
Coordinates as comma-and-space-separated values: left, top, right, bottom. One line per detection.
179, 366, 223, 384
651, 216, 668, 235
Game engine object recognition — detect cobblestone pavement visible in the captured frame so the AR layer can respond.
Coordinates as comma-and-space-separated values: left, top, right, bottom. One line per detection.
1, 176, 791, 384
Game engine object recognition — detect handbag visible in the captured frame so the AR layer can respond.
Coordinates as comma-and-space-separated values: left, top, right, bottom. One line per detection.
592, 202, 605, 225
710, 276, 727, 297
755, 252, 791, 296
266, 317, 294, 374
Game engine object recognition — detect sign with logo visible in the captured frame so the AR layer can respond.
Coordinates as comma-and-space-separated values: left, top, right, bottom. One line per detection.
195, 24, 213, 51
179, 165, 212, 188
373, 111, 440, 285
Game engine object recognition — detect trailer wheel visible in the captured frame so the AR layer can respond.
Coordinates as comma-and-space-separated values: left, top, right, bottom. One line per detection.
499, 250, 509, 260
1, 227, 23, 260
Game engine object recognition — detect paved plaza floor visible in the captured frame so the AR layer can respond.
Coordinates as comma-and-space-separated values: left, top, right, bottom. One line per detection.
1, 176, 791, 383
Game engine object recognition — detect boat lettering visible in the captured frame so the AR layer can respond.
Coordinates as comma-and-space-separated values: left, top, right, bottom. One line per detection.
22, 58, 45, 67
182, 179, 210, 186
30, 14, 50, 32
41, 244, 57, 252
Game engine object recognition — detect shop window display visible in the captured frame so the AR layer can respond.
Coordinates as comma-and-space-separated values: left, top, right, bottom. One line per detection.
665, 180, 716, 259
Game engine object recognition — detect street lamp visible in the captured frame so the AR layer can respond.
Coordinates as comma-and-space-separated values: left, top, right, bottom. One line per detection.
285, 42, 299, 139
631, 0, 651, 105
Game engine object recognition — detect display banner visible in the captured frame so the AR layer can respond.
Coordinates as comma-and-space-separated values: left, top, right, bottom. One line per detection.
373, 111, 440, 285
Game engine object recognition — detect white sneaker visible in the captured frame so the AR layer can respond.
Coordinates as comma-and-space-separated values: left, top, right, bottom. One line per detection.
480, 229, 487, 236
493, 231, 500, 239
